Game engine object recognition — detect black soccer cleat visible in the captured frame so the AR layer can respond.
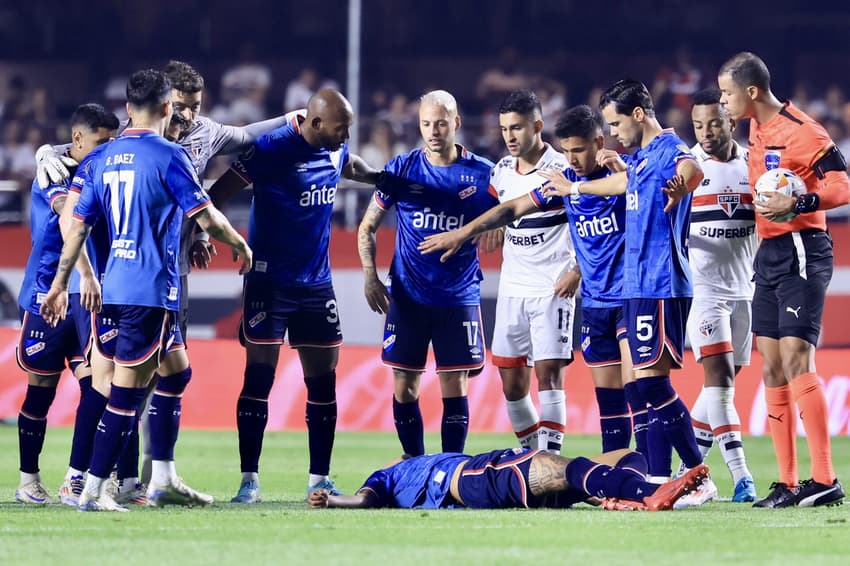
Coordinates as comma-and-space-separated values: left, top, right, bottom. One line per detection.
752, 482, 798, 508
792, 478, 845, 508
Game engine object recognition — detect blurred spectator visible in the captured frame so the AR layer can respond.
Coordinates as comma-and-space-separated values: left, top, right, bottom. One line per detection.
284, 67, 319, 112
375, 93, 416, 147
0, 120, 37, 182
218, 42, 272, 124
475, 47, 531, 110
0, 75, 28, 123
359, 120, 408, 167
652, 46, 702, 114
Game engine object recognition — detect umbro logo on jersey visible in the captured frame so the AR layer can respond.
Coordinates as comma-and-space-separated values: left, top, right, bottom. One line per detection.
717, 193, 741, 217
458, 186, 477, 199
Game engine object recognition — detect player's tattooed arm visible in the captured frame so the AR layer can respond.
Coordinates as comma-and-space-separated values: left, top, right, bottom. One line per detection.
193, 206, 253, 275
40, 222, 92, 326
343, 153, 382, 185
527, 452, 569, 497
358, 199, 391, 314
418, 193, 536, 262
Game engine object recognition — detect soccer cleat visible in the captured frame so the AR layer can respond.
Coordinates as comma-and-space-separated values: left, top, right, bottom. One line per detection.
792, 478, 845, 508
58, 475, 86, 507
673, 475, 718, 509
15, 480, 52, 505
114, 482, 149, 506
231, 479, 262, 504
643, 464, 709, 511
601, 497, 648, 511
77, 488, 129, 512
752, 482, 798, 508
732, 476, 757, 503
306, 478, 342, 497
146, 477, 214, 508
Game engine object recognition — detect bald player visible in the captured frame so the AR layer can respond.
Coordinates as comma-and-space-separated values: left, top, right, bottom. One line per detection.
207, 89, 382, 502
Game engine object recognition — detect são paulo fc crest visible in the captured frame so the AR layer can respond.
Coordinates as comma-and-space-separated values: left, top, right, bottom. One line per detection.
190, 138, 203, 160
717, 193, 740, 217
699, 319, 715, 338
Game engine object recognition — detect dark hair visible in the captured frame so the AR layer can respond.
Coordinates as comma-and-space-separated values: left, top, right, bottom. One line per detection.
498, 89, 542, 118
163, 60, 204, 93
719, 52, 771, 91
69, 103, 119, 132
691, 88, 722, 107
554, 105, 604, 140
599, 79, 654, 117
126, 69, 172, 110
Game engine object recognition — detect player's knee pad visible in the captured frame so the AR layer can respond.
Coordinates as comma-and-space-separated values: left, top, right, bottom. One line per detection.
305, 371, 336, 403
615, 451, 648, 478
22, 384, 58, 417
243, 364, 276, 399
156, 367, 193, 395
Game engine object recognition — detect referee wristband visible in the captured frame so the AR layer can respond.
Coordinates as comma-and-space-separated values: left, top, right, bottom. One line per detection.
571, 181, 584, 197
795, 193, 820, 214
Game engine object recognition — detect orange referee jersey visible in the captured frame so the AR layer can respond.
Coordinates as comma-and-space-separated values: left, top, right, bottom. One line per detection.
748, 101, 835, 239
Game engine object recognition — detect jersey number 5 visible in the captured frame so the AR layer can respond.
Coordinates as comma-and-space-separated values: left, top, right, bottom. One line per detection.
103, 170, 136, 235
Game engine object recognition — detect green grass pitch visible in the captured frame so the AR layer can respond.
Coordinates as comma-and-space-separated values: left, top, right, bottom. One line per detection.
1, 428, 848, 565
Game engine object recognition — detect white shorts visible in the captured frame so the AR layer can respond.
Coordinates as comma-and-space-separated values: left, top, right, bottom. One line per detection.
686, 297, 752, 366
491, 295, 574, 367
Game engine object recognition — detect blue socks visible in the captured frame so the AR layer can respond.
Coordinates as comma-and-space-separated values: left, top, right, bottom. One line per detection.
69, 388, 108, 472
638, 376, 702, 469
18, 384, 57, 473
88, 385, 147, 479
441, 396, 469, 453
149, 368, 192, 461
565, 456, 658, 501
305, 371, 337, 476
236, 364, 275, 473
595, 387, 631, 452
393, 397, 424, 456
623, 382, 648, 457
647, 406, 673, 477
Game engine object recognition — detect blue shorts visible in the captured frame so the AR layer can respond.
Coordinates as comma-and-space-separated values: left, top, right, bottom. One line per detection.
624, 298, 691, 370
241, 279, 342, 347
95, 305, 184, 367
580, 305, 627, 367
457, 448, 537, 509
69, 293, 93, 359
16, 309, 85, 375
382, 292, 485, 374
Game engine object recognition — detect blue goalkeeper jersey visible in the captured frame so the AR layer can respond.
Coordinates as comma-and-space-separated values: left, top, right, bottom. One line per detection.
74, 128, 211, 310
623, 129, 695, 299
375, 147, 497, 306
232, 117, 349, 287
531, 165, 626, 308
18, 176, 70, 314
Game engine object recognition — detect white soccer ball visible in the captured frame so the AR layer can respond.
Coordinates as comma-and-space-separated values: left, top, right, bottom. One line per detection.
754, 168, 806, 222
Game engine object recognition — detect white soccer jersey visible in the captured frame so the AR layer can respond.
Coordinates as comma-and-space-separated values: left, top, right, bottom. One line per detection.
491, 144, 576, 297
688, 142, 756, 300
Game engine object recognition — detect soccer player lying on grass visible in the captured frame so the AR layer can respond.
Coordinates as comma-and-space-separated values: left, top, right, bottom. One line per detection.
308, 448, 709, 511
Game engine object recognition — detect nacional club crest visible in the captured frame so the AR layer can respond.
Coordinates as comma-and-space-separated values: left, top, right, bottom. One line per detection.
717, 193, 741, 217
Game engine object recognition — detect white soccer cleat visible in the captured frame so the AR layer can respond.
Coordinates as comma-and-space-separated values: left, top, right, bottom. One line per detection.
146, 477, 214, 507
16, 480, 53, 505
114, 482, 149, 506
58, 475, 86, 507
673, 474, 718, 509
77, 487, 129, 512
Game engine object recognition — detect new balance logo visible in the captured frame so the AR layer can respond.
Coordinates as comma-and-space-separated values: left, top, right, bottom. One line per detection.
786, 306, 802, 319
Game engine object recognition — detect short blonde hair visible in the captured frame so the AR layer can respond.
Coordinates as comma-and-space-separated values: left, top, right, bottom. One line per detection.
420, 90, 458, 115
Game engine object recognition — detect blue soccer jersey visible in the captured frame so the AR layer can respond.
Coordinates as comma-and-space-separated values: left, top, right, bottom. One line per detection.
232, 117, 349, 287
360, 453, 469, 508
376, 147, 497, 306
623, 130, 695, 299
531, 165, 626, 308
68, 148, 110, 295
74, 128, 211, 310
18, 177, 70, 314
